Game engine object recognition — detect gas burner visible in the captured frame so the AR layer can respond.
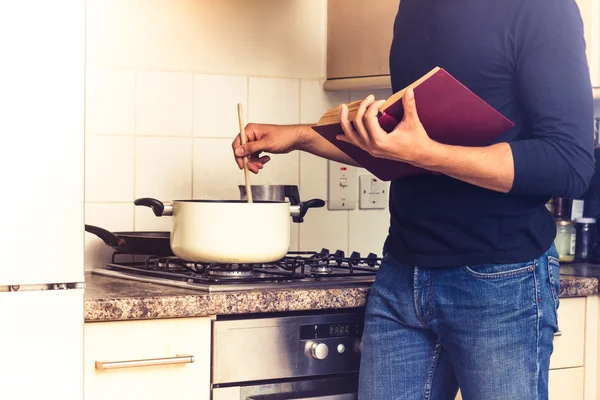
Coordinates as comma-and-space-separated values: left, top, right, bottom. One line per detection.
156, 259, 197, 270
310, 264, 334, 275
207, 265, 255, 278
100, 248, 381, 292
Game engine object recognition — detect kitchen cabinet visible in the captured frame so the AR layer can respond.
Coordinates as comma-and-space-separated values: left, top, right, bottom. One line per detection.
84, 317, 212, 400
325, 0, 600, 90
324, 0, 398, 91
575, 0, 600, 86
456, 296, 598, 400
550, 368, 586, 400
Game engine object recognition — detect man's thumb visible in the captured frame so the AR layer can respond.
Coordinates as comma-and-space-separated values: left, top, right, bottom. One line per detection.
235, 141, 260, 157
402, 87, 419, 122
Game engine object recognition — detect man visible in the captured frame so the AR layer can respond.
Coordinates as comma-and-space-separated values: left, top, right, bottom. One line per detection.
232, 0, 595, 398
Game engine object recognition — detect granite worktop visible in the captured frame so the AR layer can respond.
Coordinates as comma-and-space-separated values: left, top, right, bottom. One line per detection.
84, 272, 598, 322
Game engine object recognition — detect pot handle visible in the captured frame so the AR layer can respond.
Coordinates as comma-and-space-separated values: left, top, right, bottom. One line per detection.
292, 199, 325, 223
84, 224, 121, 247
134, 198, 173, 217
284, 185, 301, 206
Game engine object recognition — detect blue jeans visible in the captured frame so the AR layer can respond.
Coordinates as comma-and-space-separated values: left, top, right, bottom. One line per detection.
358, 245, 561, 400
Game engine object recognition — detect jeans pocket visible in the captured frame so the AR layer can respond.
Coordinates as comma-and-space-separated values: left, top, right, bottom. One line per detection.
464, 261, 535, 280
547, 255, 561, 310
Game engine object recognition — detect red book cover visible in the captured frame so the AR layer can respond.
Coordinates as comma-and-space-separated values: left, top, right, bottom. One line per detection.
312, 67, 514, 181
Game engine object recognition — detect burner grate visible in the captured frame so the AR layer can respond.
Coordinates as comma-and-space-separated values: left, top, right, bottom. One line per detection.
105, 248, 381, 286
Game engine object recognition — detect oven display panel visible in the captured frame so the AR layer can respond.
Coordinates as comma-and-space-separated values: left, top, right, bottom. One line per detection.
300, 322, 363, 339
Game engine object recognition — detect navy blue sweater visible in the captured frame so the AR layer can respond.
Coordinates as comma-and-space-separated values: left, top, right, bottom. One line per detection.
385, 0, 595, 267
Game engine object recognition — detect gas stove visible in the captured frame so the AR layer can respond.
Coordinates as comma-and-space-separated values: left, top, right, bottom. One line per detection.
92, 249, 381, 292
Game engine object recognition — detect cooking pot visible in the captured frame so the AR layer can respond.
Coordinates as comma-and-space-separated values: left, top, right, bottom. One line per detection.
239, 185, 303, 221
134, 196, 324, 263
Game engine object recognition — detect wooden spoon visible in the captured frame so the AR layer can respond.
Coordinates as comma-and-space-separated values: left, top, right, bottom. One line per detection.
237, 103, 253, 203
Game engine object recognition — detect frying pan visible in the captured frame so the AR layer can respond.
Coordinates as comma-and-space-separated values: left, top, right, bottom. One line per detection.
85, 224, 173, 256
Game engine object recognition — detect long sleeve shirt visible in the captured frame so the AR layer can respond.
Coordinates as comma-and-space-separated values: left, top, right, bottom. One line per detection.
385, 0, 595, 267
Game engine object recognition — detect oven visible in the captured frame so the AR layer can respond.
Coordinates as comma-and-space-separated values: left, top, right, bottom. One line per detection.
211, 310, 364, 400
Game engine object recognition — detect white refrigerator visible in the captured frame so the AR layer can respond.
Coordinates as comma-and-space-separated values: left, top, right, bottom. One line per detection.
0, 0, 85, 398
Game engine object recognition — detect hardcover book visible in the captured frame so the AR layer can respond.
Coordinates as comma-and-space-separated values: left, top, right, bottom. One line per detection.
312, 67, 515, 181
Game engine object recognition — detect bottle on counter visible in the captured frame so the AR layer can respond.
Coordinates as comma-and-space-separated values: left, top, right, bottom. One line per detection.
556, 220, 576, 263
574, 218, 596, 261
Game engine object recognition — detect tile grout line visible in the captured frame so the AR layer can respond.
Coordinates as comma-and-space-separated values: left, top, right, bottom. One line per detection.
297, 79, 302, 251
191, 74, 195, 199
132, 71, 138, 230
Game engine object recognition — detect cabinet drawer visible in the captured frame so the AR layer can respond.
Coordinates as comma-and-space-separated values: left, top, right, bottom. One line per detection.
550, 297, 586, 369
549, 368, 584, 400
84, 317, 211, 400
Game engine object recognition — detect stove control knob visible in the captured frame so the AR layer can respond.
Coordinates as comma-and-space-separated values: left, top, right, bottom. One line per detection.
310, 343, 329, 360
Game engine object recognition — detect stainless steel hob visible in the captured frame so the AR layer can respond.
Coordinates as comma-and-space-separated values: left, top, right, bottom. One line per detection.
92, 249, 380, 292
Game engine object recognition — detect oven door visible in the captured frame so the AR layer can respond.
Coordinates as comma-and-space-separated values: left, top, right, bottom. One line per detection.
212, 374, 358, 400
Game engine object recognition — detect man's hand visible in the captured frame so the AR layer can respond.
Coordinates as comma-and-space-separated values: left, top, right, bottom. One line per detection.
232, 124, 304, 174
337, 88, 436, 168
337, 88, 515, 193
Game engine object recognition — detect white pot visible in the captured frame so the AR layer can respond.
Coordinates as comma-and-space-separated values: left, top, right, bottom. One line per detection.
134, 197, 324, 263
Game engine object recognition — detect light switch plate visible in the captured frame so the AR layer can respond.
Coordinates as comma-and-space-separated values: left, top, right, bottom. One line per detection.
328, 161, 357, 210
359, 175, 388, 209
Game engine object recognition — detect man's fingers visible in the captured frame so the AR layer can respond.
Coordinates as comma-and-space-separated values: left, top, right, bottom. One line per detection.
354, 95, 375, 142
364, 100, 387, 140
340, 104, 361, 144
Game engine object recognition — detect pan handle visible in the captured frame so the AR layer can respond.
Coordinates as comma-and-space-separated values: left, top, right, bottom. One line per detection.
134, 198, 173, 217
284, 185, 301, 206
291, 199, 325, 223
84, 225, 122, 247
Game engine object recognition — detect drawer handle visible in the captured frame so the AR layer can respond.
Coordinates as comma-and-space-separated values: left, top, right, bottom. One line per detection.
95, 354, 194, 370
554, 330, 563, 337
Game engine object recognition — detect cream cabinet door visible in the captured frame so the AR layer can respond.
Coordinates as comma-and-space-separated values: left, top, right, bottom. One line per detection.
549, 368, 585, 400
575, 0, 600, 86
84, 317, 211, 400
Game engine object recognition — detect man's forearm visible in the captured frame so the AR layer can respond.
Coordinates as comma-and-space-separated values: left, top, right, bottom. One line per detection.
296, 125, 361, 167
417, 142, 515, 193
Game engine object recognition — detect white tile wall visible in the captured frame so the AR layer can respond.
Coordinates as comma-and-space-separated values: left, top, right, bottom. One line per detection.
299, 207, 349, 253
348, 208, 390, 256
248, 77, 300, 124
86, 68, 135, 135
300, 80, 349, 124
85, 73, 391, 269
194, 74, 248, 139
193, 138, 244, 200
85, 135, 135, 202
136, 71, 193, 136
135, 137, 193, 200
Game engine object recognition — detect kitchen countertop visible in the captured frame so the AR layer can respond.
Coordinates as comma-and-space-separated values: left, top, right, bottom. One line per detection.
84, 272, 598, 322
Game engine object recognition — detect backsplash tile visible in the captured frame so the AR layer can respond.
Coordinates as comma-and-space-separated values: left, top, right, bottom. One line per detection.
136, 71, 193, 136
85, 135, 134, 202
134, 206, 172, 232
194, 74, 247, 139
300, 152, 327, 201
349, 208, 390, 256
193, 138, 244, 200
300, 80, 349, 124
85, 68, 135, 135
299, 207, 348, 253
84, 203, 134, 271
135, 137, 193, 201
248, 77, 300, 124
